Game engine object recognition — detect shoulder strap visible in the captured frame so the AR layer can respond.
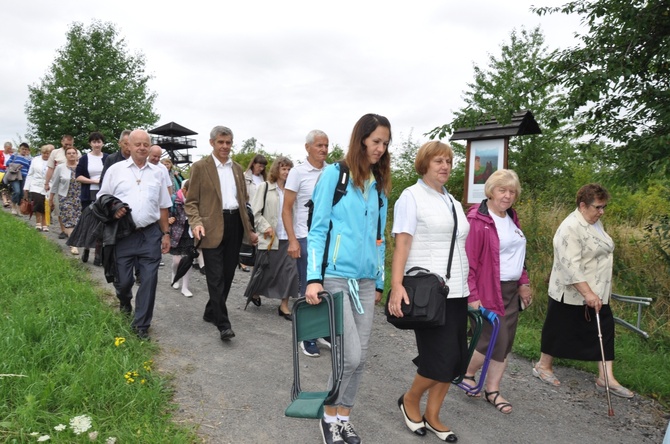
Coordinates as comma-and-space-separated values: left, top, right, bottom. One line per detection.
332, 160, 349, 206
260, 182, 269, 216
445, 195, 458, 280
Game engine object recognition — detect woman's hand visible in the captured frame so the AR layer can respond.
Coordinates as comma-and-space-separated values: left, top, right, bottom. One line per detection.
168, 217, 176, 225
518, 284, 532, 309
305, 283, 323, 305
263, 227, 274, 239
468, 300, 482, 310
388, 283, 409, 317
584, 292, 603, 313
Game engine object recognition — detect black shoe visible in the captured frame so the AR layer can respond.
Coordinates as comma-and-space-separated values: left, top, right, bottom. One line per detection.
199, 267, 206, 275
319, 418, 344, 444
119, 303, 132, 316
81, 249, 89, 263
398, 395, 426, 436
220, 328, 235, 341
93, 256, 102, 267
424, 417, 457, 442
134, 328, 150, 340
251, 295, 261, 307
278, 306, 292, 321
58, 232, 68, 239
339, 421, 361, 444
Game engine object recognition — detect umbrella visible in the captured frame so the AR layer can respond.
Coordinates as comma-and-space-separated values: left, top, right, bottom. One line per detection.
171, 239, 202, 286
595, 311, 615, 416
244, 234, 274, 310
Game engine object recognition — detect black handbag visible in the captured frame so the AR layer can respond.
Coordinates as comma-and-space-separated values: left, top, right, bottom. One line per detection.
239, 243, 256, 266
385, 198, 458, 329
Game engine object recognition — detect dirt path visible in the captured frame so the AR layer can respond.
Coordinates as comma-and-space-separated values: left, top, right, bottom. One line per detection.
26, 211, 668, 444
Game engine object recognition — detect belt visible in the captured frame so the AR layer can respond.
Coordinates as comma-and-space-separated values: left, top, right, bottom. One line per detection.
222, 208, 239, 214
135, 222, 157, 232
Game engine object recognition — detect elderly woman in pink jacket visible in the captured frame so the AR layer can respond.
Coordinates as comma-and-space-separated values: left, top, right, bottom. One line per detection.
463, 169, 532, 415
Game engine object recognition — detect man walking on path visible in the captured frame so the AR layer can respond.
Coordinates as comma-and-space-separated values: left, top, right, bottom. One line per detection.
282, 129, 329, 357
185, 125, 257, 342
97, 129, 172, 340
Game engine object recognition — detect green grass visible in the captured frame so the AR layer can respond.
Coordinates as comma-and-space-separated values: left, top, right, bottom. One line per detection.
0, 214, 198, 443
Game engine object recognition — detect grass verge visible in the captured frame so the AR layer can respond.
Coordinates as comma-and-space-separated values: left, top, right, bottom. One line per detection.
0, 214, 198, 443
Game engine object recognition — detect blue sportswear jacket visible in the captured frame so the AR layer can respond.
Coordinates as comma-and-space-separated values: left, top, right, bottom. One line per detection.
306, 162, 387, 292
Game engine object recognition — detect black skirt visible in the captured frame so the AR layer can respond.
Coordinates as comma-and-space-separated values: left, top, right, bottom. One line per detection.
540, 297, 615, 361
412, 297, 469, 382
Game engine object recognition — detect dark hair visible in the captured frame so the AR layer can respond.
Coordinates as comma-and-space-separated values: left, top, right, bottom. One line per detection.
344, 113, 392, 196
88, 131, 105, 143
19, 142, 30, 150
268, 156, 293, 183
246, 154, 268, 180
576, 183, 610, 206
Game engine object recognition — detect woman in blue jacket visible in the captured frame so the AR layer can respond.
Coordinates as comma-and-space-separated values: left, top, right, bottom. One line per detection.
305, 113, 391, 444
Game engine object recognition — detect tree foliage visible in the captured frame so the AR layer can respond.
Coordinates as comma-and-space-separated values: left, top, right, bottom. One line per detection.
25, 21, 159, 151
428, 27, 575, 198
534, 0, 670, 186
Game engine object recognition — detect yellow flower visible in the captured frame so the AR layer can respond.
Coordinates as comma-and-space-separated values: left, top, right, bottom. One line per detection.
114, 337, 126, 347
140, 379, 146, 384
142, 360, 153, 372
124, 370, 139, 384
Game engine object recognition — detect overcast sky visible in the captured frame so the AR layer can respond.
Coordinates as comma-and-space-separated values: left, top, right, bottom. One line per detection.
1, 0, 581, 161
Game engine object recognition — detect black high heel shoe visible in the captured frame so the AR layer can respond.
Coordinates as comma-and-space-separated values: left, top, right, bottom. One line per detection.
278, 306, 292, 321
397, 395, 426, 436
238, 263, 250, 272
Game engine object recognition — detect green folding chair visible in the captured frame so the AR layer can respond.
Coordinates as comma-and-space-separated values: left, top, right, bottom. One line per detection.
285, 291, 344, 419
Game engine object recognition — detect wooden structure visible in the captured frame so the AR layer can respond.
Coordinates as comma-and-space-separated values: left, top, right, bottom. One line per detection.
149, 121, 197, 170
450, 110, 541, 205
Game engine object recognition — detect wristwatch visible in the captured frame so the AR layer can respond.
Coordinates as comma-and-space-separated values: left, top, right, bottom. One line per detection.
162, 231, 170, 236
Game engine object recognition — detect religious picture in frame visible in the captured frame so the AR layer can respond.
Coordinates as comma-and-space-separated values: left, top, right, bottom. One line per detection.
466, 138, 506, 205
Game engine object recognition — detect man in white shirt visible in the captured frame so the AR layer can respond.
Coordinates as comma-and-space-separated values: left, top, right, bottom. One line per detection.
149, 145, 173, 196
98, 129, 172, 340
282, 129, 329, 357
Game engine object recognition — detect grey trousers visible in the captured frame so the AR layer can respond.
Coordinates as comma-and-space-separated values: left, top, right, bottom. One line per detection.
324, 277, 376, 410
114, 224, 162, 330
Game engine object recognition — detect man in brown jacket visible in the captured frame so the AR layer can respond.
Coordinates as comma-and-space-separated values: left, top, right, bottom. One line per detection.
186, 126, 258, 341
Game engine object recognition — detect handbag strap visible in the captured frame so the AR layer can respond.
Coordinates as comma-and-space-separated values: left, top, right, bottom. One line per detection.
445, 195, 458, 280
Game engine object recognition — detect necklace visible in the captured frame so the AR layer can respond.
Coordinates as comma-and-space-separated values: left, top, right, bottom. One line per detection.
131, 166, 145, 185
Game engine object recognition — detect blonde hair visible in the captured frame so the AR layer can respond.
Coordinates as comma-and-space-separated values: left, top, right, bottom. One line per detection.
484, 169, 521, 199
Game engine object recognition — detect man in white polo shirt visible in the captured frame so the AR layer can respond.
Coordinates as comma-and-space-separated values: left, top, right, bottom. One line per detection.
282, 129, 329, 357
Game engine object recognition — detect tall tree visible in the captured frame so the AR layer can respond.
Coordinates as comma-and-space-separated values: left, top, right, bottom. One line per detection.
534, 0, 670, 186
428, 27, 574, 198
25, 21, 159, 150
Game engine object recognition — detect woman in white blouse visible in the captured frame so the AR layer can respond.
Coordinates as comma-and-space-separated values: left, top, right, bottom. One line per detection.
23, 145, 53, 231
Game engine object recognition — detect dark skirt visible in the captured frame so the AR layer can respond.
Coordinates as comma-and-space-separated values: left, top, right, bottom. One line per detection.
170, 229, 194, 256
29, 192, 45, 214
249, 239, 299, 300
540, 297, 615, 361
413, 297, 469, 382
475, 281, 520, 362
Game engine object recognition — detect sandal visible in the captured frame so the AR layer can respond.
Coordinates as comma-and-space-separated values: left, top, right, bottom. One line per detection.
532, 363, 561, 386
42, 226, 49, 232
595, 378, 634, 398
462, 375, 481, 397
484, 390, 512, 414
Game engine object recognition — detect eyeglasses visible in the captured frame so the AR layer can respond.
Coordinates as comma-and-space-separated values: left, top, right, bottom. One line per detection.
590, 204, 607, 211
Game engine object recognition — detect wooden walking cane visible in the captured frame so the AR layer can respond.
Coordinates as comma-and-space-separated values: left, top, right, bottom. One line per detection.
595, 311, 615, 416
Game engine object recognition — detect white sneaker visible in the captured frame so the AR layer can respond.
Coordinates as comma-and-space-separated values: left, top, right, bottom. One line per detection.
172, 282, 180, 289
317, 338, 332, 350
181, 289, 193, 298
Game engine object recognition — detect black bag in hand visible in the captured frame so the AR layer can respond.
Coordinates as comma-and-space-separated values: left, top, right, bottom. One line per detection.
385, 267, 449, 329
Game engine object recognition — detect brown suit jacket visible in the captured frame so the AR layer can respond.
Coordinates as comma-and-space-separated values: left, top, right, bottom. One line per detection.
185, 155, 253, 249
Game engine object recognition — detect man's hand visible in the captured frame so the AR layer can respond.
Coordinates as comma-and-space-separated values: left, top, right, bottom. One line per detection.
287, 238, 301, 258
192, 225, 205, 240
161, 234, 170, 254
114, 207, 127, 219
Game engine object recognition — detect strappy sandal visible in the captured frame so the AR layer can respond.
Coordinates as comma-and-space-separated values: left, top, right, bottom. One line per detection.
485, 390, 512, 414
462, 375, 481, 397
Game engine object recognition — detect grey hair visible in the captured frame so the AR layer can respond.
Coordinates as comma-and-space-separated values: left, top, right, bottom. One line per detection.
210, 126, 234, 140
305, 130, 328, 145
118, 130, 131, 142
3, 141, 12, 148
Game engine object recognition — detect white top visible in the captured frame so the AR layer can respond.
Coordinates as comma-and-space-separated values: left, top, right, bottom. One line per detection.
252, 174, 264, 186
213, 155, 238, 210
490, 212, 526, 281
159, 163, 172, 191
98, 159, 172, 228
47, 147, 80, 169
284, 157, 325, 238
275, 186, 287, 240
88, 153, 104, 191
392, 179, 454, 236
24, 156, 49, 195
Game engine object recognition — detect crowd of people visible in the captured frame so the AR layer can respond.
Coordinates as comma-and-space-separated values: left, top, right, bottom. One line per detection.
0, 117, 634, 444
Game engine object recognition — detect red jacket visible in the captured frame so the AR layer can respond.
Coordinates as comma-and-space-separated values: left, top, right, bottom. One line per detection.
465, 200, 529, 316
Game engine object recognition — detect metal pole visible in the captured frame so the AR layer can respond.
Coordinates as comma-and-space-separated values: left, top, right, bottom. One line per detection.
595, 311, 614, 416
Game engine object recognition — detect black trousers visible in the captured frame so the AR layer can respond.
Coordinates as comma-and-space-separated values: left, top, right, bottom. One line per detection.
202, 212, 244, 331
